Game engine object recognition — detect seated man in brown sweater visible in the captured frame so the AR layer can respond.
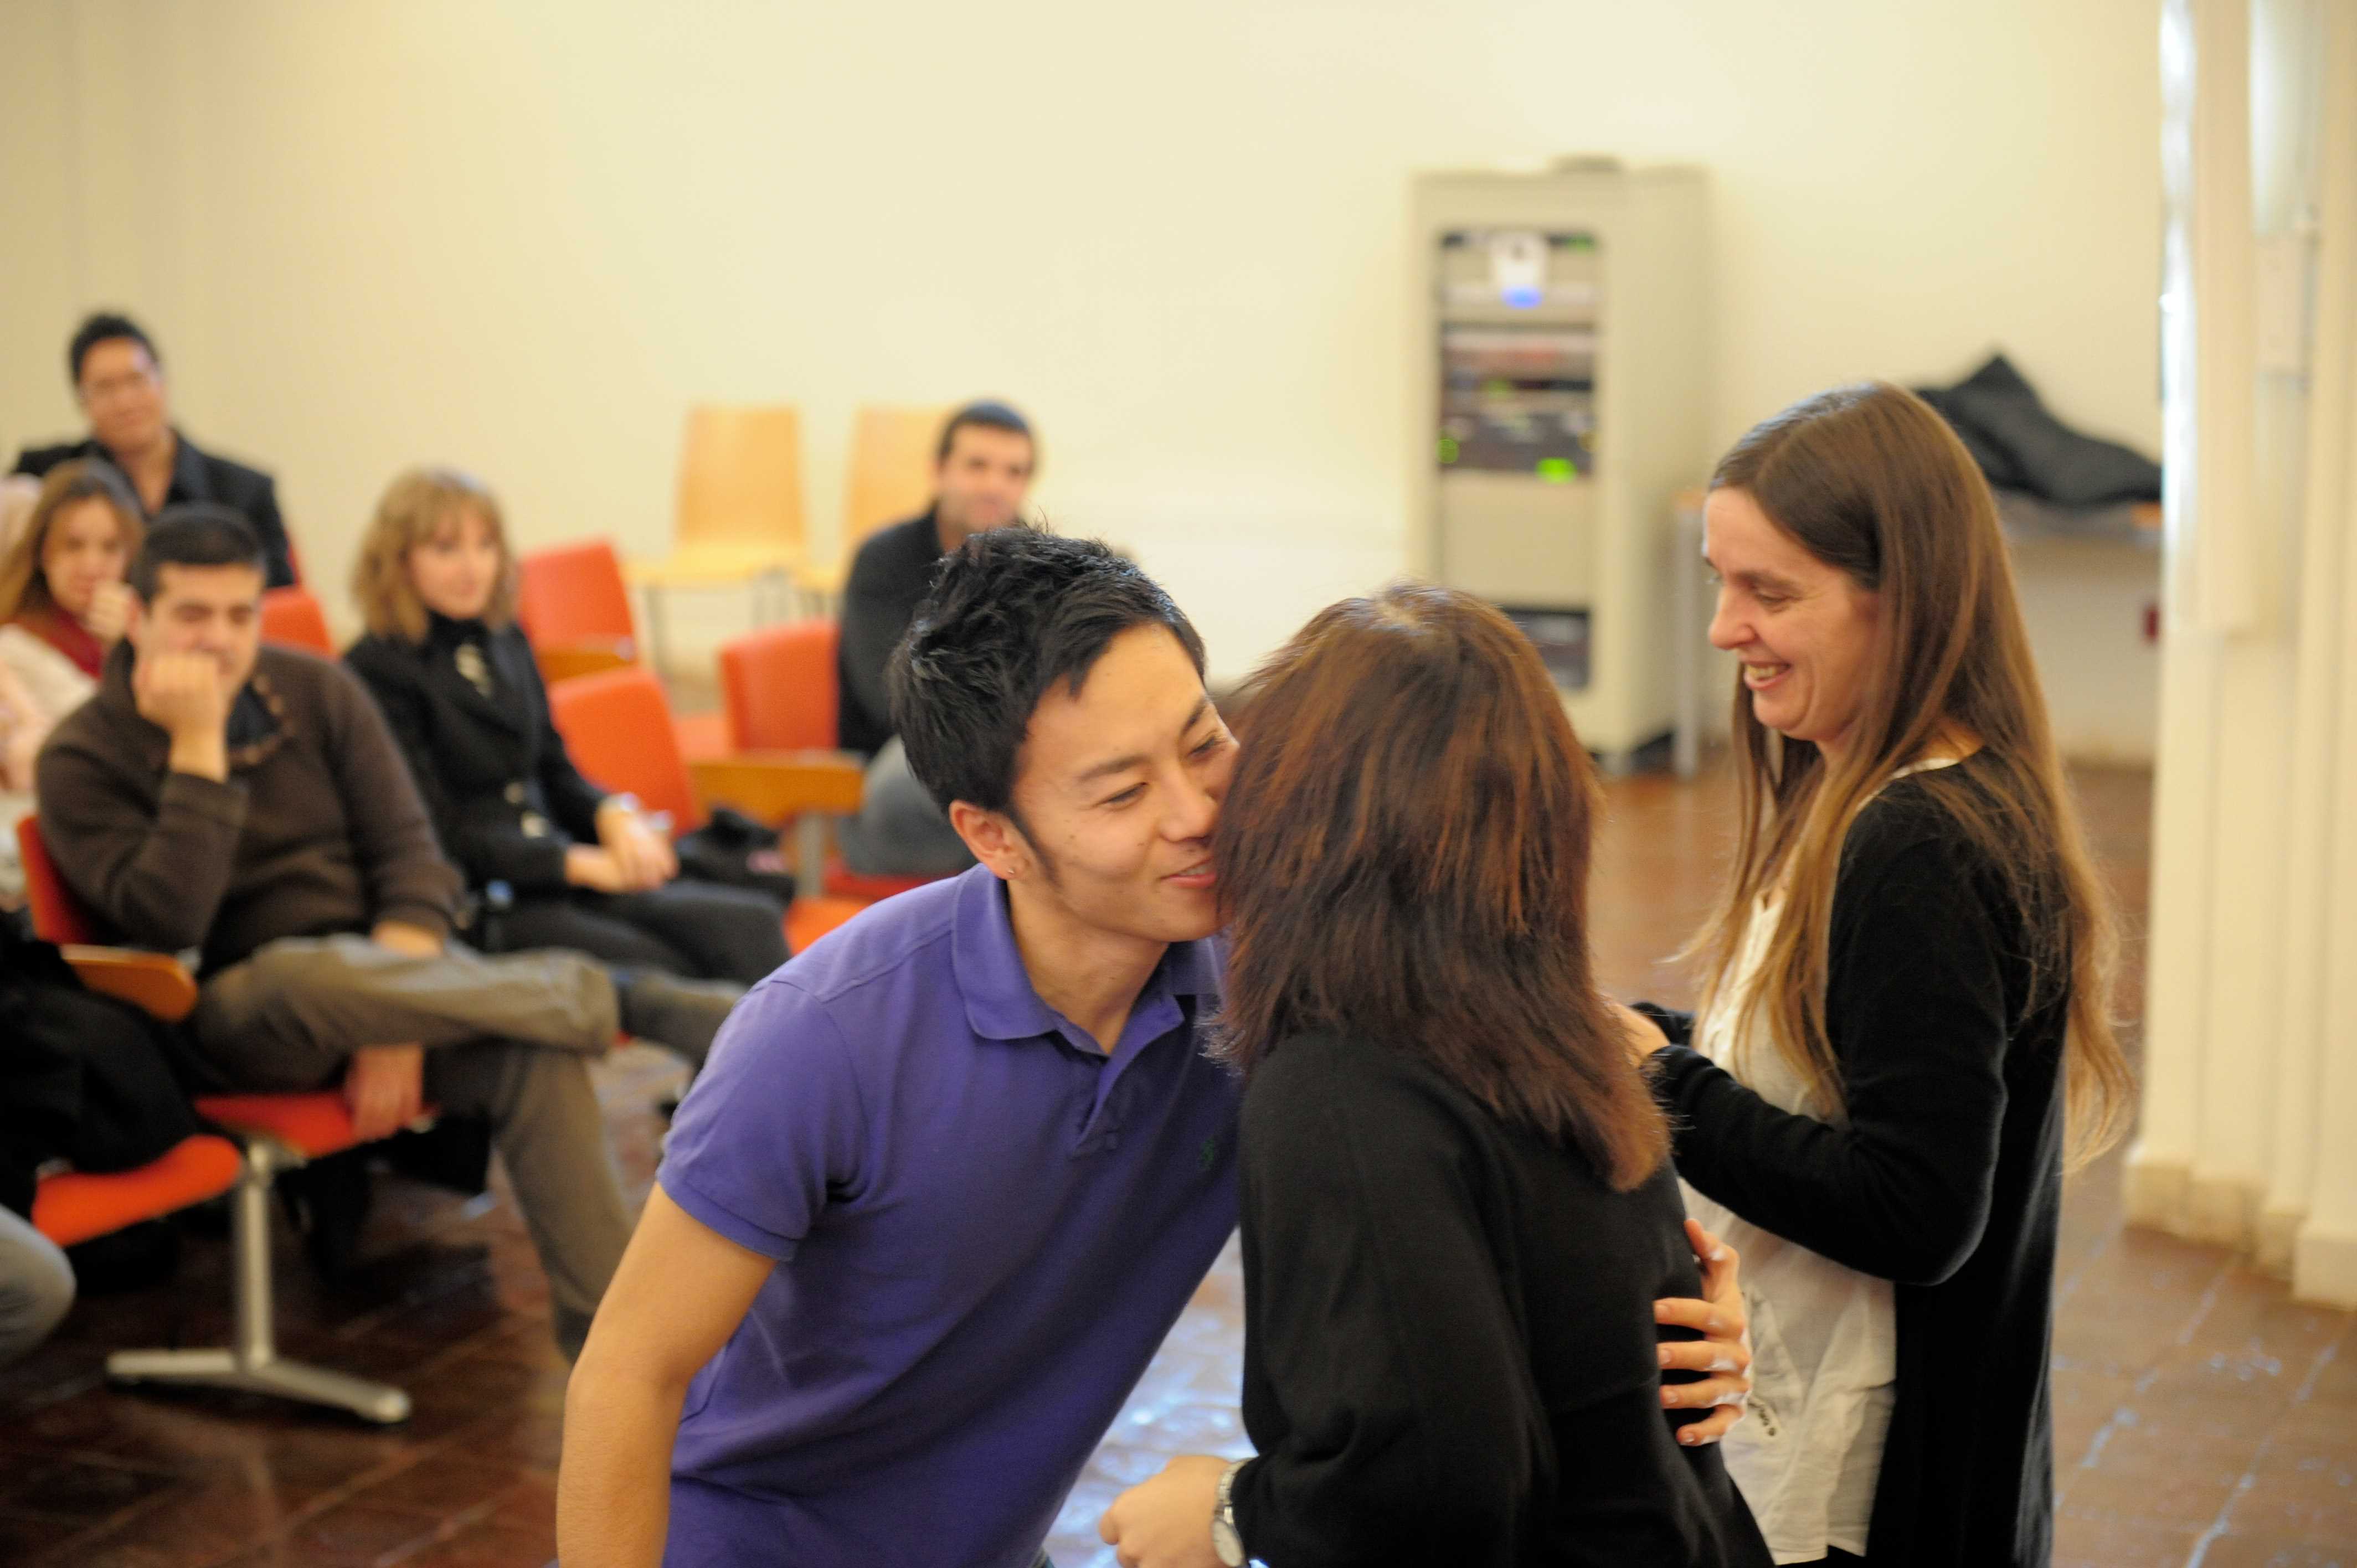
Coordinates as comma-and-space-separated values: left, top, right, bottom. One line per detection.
36, 507, 734, 1358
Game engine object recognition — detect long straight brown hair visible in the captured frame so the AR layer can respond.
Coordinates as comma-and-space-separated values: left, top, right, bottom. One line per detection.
1694, 383, 2133, 1168
0, 461, 143, 623
1212, 583, 1668, 1190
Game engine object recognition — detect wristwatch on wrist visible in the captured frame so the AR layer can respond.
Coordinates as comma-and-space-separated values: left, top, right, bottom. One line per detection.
1212, 1458, 1247, 1567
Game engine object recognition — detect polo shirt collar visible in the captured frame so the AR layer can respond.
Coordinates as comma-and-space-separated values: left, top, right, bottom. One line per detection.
949, 865, 1219, 1045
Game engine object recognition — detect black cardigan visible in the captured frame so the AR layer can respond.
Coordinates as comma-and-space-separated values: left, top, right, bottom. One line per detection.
344, 620, 610, 895
1640, 757, 2067, 1568
1227, 1030, 1772, 1568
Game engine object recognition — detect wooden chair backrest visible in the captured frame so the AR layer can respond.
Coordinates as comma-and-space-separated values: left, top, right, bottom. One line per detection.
676, 404, 806, 555
844, 405, 950, 549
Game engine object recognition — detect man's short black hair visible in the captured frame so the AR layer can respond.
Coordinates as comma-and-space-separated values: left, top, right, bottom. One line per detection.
131, 505, 266, 600
935, 400, 1034, 465
891, 525, 1205, 816
69, 312, 160, 384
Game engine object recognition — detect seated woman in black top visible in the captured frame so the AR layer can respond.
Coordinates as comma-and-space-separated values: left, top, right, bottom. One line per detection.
1102, 585, 1771, 1568
345, 468, 787, 989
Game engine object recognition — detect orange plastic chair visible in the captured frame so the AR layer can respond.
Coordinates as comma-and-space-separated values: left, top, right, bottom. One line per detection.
516, 539, 639, 685
17, 818, 415, 1422
545, 665, 872, 947
516, 537, 730, 757
259, 586, 333, 655
718, 621, 933, 905
34, 1135, 243, 1249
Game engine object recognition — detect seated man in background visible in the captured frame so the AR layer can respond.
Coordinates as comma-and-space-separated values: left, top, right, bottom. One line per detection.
35, 508, 734, 1358
13, 313, 298, 589
832, 399, 1034, 878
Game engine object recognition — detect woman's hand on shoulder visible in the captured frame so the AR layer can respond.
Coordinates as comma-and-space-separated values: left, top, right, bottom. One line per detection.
1609, 998, 1671, 1061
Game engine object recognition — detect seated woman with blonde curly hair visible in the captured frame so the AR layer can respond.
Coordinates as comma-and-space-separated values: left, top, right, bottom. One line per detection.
344, 467, 787, 990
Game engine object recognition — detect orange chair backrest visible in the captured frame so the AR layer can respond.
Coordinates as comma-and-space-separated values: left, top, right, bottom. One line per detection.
545, 666, 702, 830
17, 817, 101, 944
517, 539, 636, 651
845, 406, 951, 549
719, 621, 840, 752
260, 586, 333, 655
677, 405, 805, 553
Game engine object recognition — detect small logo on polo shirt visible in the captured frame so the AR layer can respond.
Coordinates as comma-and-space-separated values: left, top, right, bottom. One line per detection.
1198, 1134, 1221, 1173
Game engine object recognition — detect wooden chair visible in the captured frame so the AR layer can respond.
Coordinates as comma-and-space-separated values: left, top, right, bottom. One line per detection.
628, 405, 812, 671
718, 622, 935, 905
544, 665, 871, 950
801, 405, 951, 599
259, 586, 333, 656
17, 819, 420, 1423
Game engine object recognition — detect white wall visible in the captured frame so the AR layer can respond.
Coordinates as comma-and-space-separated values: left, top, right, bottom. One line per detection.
0, 0, 2164, 748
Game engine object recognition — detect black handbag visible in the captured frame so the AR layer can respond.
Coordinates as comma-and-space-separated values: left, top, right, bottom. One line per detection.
0, 921, 202, 1222
674, 804, 797, 906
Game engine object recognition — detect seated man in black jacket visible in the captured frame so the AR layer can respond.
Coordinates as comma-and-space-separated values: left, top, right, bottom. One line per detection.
833, 401, 1034, 878
13, 313, 297, 589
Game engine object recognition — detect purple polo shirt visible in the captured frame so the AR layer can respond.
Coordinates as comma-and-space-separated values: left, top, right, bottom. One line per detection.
656, 865, 1239, 1568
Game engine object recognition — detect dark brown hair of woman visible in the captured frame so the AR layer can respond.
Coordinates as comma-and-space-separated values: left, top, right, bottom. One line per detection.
1693, 381, 2133, 1168
1211, 582, 1668, 1191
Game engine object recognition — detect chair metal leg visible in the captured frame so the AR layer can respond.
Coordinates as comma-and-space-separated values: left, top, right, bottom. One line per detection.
104, 1139, 412, 1425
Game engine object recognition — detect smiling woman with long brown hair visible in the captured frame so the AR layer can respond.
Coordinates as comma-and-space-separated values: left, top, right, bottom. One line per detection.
1624, 383, 2135, 1568
1162, 584, 1771, 1567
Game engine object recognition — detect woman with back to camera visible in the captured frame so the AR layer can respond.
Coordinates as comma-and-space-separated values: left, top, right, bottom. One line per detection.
345, 467, 787, 995
1102, 584, 1772, 1568
0, 461, 143, 904
1618, 383, 2135, 1567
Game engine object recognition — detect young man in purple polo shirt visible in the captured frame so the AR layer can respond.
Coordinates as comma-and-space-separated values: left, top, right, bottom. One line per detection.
557, 529, 1752, 1568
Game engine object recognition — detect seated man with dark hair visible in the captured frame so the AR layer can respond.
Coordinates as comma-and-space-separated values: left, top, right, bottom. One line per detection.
35, 506, 734, 1358
556, 526, 1754, 1567
13, 312, 298, 589
832, 399, 1035, 878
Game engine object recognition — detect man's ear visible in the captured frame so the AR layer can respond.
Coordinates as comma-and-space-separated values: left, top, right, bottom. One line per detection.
949, 801, 1026, 883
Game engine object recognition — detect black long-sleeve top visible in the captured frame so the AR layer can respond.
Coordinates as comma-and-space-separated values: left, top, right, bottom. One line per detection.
835, 510, 942, 756
1640, 757, 2068, 1568
1227, 1029, 1773, 1568
344, 619, 611, 895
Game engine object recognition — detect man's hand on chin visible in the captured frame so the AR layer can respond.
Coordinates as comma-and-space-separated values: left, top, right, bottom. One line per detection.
134, 650, 231, 781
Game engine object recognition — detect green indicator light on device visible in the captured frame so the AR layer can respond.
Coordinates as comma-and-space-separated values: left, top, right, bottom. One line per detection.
1536, 458, 1574, 482
1438, 437, 1460, 464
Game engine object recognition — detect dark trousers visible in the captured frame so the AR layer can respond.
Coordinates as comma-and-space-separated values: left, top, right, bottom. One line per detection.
492, 880, 788, 986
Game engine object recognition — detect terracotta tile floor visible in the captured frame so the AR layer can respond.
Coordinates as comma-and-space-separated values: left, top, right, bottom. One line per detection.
3, 764, 2350, 1567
